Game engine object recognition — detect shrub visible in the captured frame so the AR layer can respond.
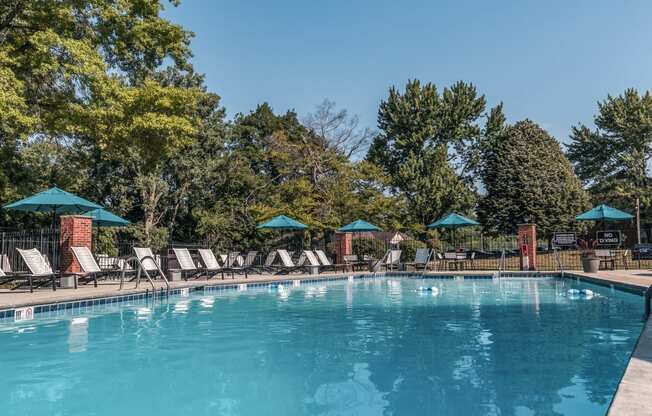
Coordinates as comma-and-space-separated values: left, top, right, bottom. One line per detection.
399, 240, 427, 261
352, 238, 386, 259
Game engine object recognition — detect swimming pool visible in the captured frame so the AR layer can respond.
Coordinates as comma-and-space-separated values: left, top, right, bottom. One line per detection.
0, 276, 644, 415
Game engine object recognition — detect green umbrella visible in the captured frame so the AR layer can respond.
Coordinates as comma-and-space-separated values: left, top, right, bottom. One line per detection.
427, 213, 479, 249
575, 204, 634, 222
3, 187, 103, 226
82, 208, 130, 227
257, 215, 307, 251
338, 219, 381, 233
337, 219, 383, 260
257, 215, 307, 230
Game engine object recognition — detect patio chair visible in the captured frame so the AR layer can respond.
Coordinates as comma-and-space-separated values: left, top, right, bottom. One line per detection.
372, 249, 402, 272
16, 248, 60, 292
223, 251, 257, 279
274, 249, 307, 275
256, 251, 278, 274
403, 248, 433, 271
197, 248, 226, 279
314, 249, 348, 272
70, 246, 117, 287
343, 254, 366, 271
171, 248, 202, 279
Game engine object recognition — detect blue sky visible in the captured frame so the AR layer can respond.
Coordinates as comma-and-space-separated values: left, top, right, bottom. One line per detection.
163, 0, 652, 145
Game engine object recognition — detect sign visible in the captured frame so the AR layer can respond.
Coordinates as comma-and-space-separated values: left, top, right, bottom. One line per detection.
552, 232, 577, 247
14, 306, 34, 322
597, 231, 621, 246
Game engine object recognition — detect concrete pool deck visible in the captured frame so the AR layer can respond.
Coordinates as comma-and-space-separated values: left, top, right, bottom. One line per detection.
1, 268, 651, 415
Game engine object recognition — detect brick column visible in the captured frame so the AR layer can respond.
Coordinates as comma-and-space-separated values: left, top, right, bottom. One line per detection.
60, 215, 92, 274
517, 223, 537, 271
334, 232, 352, 264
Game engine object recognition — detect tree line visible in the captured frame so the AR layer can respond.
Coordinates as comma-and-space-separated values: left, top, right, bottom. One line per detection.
0, 1, 649, 249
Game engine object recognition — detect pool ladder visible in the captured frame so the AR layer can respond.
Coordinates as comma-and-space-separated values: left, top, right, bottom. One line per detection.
118, 255, 170, 293
497, 249, 506, 278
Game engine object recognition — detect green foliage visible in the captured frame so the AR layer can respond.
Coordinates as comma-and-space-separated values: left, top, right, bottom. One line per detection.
368, 80, 496, 230
352, 238, 386, 259
398, 240, 427, 261
94, 229, 119, 257
477, 120, 591, 237
567, 88, 652, 220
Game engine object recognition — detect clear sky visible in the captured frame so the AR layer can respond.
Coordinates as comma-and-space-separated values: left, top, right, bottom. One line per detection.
163, 0, 652, 145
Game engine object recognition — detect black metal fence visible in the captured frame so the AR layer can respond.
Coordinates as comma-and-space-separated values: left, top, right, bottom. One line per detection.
1, 227, 650, 274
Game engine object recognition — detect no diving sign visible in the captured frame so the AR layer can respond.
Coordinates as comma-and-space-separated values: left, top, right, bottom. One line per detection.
597, 231, 621, 246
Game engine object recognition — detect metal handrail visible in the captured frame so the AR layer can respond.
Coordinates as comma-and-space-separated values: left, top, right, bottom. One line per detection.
119, 255, 169, 292
553, 247, 564, 276
497, 249, 506, 277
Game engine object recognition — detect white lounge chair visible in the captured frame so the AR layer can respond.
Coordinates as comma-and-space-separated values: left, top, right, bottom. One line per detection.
272, 249, 307, 274
172, 248, 202, 279
197, 248, 226, 279
70, 246, 117, 287
314, 249, 348, 272
16, 248, 59, 292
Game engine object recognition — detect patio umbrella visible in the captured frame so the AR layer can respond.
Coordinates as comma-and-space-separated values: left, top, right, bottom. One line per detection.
427, 213, 479, 249
337, 219, 381, 233
257, 215, 308, 251
82, 208, 130, 227
3, 187, 103, 227
337, 219, 383, 259
575, 204, 633, 223
257, 215, 308, 230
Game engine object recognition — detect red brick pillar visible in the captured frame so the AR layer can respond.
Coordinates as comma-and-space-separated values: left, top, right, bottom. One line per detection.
335, 232, 352, 264
517, 223, 537, 271
60, 215, 92, 273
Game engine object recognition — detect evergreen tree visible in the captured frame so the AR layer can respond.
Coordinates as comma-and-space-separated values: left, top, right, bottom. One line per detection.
567, 88, 652, 218
477, 120, 590, 237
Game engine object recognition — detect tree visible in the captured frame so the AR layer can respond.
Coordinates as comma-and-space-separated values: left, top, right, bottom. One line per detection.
367, 80, 492, 231
303, 99, 374, 159
567, 88, 652, 217
477, 120, 590, 237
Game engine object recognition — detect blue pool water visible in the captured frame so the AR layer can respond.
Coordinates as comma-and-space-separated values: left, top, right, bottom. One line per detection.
0, 277, 644, 415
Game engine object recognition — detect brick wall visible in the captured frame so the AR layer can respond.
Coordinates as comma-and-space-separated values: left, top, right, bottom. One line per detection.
517, 223, 537, 270
334, 232, 352, 264
60, 215, 92, 274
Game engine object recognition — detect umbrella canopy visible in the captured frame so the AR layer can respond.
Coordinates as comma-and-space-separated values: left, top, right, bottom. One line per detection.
257, 215, 308, 230
82, 208, 130, 227
3, 187, 102, 214
427, 213, 480, 229
575, 204, 634, 222
338, 219, 382, 233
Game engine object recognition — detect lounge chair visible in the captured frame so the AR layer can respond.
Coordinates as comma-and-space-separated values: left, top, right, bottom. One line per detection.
172, 248, 202, 279
197, 248, 226, 279
403, 248, 433, 271
256, 251, 278, 274
70, 246, 117, 287
313, 249, 348, 272
223, 251, 255, 279
16, 248, 59, 292
372, 249, 402, 272
273, 249, 307, 275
